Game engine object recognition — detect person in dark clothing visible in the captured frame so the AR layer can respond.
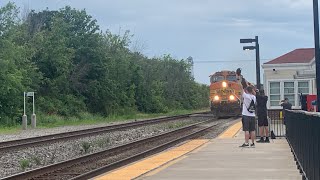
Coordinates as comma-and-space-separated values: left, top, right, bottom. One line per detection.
256, 90, 269, 143
280, 98, 292, 125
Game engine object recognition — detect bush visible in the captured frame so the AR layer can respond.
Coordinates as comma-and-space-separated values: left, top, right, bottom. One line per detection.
37, 95, 86, 116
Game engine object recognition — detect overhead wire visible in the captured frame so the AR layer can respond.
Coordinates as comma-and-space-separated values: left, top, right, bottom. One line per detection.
193, 59, 270, 63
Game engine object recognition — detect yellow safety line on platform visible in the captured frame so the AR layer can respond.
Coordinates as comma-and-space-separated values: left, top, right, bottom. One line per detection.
143, 155, 188, 177
93, 120, 242, 180
93, 139, 209, 180
218, 120, 242, 138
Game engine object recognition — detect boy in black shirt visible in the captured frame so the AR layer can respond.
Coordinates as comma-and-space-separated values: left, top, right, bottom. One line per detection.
256, 90, 269, 143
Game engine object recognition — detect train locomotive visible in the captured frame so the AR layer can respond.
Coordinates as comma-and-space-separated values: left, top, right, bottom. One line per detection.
209, 70, 242, 118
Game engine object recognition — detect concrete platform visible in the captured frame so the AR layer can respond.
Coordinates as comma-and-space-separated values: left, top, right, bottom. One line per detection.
140, 130, 301, 180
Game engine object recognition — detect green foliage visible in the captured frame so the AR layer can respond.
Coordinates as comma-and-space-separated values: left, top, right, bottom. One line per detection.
0, 3, 39, 125
19, 159, 30, 171
0, 2, 19, 35
0, 2, 209, 126
0, 109, 207, 133
96, 138, 110, 148
49, 149, 57, 163
37, 95, 86, 116
31, 156, 41, 165
167, 122, 189, 129
81, 141, 91, 153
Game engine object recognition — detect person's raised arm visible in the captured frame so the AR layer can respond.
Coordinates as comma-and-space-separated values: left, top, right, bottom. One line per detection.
279, 100, 284, 106
252, 89, 256, 96
241, 77, 248, 90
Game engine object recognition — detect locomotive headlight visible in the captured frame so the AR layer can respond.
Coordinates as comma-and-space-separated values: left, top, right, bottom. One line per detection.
229, 95, 235, 101
214, 95, 219, 101
222, 81, 227, 88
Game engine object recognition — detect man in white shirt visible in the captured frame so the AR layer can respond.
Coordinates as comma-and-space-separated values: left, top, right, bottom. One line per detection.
239, 86, 256, 148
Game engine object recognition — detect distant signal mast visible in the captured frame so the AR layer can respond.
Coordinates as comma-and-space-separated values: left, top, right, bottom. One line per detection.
187, 56, 194, 78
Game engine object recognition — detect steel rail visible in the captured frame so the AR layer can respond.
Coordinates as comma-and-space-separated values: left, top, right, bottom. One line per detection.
0, 113, 206, 152
2, 118, 218, 180
73, 121, 220, 180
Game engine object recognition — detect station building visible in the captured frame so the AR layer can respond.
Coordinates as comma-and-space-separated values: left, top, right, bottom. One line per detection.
262, 48, 316, 109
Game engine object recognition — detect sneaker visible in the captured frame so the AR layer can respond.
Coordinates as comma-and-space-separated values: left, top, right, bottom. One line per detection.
265, 138, 270, 143
257, 138, 264, 143
239, 143, 249, 148
250, 143, 255, 148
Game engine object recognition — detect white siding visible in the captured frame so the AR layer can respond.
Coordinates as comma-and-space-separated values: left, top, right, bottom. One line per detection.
263, 62, 315, 109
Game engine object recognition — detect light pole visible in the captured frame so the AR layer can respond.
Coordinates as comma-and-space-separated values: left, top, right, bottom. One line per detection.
313, 0, 320, 112
240, 36, 261, 91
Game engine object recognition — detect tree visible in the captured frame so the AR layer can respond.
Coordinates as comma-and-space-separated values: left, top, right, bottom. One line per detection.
0, 3, 39, 124
0, 2, 209, 125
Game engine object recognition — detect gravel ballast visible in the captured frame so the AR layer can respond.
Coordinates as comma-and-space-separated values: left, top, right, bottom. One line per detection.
0, 117, 207, 178
0, 117, 166, 142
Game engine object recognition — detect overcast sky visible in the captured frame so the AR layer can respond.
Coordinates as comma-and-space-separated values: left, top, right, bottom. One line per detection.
1, 0, 315, 84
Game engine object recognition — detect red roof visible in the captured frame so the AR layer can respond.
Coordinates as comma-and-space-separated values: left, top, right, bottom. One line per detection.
264, 48, 314, 64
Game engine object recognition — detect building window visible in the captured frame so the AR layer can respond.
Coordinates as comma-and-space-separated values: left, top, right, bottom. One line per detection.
267, 80, 311, 108
270, 82, 280, 106
298, 81, 309, 94
284, 82, 295, 105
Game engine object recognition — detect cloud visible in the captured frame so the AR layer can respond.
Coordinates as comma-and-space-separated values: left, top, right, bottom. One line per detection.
229, 18, 254, 27
267, 0, 312, 9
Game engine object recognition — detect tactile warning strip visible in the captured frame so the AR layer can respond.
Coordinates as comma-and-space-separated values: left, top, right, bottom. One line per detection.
93, 139, 209, 180
217, 120, 242, 138
93, 119, 242, 180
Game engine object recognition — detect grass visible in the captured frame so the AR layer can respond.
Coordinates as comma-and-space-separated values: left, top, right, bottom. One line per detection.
19, 159, 30, 171
81, 141, 91, 154
31, 156, 42, 165
96, 138, 110, 148
0, 108, 209, 134
167, 122, 190, 129
0, 126, 22, 134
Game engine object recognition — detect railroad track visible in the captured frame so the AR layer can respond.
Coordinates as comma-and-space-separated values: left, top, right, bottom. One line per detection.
2, 118, 224, 180
0, 113, 208, 152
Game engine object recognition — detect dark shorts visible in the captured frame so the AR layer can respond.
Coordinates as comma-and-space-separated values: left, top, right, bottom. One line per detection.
258, 115, 268, 126
242, 115, 255, 132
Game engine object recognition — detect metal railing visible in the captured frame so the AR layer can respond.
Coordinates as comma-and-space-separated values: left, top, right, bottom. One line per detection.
256, 109, 286, 137
267, 109, 286, 137
286, 110, 320, 180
